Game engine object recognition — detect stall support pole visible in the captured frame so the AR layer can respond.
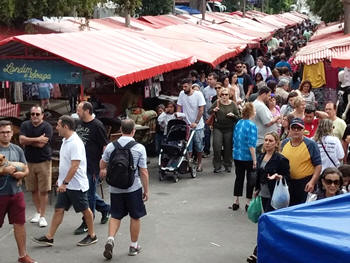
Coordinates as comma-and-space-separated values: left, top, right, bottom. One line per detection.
80, 84, 84, 101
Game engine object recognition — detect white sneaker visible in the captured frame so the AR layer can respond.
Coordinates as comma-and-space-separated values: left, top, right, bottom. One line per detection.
39, 217, 48, 227
30, 213, 41, 223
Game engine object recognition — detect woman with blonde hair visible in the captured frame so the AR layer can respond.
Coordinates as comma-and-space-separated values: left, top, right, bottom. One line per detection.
291, 96, 306, 119
314, 119, 344, 172
208, 87, 240, 173
231, 103, 257, 210
247, 131, 290, 263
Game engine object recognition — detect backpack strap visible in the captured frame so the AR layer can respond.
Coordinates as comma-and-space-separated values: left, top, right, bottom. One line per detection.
123, 140, 138, 149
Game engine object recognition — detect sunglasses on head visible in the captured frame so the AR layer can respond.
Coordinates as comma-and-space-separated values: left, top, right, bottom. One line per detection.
31, 113, 41, 116
323, 178, 340, 186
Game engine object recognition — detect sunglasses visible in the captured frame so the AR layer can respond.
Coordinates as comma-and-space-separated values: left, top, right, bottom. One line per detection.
215, 87, 222, 90
323, 179, 340, 186
31, 113, 41, 116
221, 93, 229, 96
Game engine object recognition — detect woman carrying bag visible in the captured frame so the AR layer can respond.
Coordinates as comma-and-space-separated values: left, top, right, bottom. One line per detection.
247, 132, 290, 263
208, 88, 240, 173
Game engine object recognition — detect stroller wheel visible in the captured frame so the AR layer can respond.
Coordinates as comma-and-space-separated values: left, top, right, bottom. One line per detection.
173, 176, 179, 183
190, 166, 197, 178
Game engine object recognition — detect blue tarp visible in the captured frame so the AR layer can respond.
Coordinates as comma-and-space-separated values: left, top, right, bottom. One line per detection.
175, 5, 201, 15
258, 193, 350, 263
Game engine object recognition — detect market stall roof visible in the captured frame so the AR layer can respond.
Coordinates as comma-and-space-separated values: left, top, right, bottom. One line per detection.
294, 33, 350, 65
258, 193, 350, 263
134, 23, 246, 67
279, 12, 305, 24
0, 30, 196, 87
311, 22, 344, 42
138, 15, 185, 28
331, 49, 350, 68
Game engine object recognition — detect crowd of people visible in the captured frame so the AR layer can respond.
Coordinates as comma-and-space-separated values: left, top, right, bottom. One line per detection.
1, 19, 349, 263
0, 103, 149, 263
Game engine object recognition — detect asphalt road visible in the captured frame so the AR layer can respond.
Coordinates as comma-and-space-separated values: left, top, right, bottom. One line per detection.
0, 156, 256, 263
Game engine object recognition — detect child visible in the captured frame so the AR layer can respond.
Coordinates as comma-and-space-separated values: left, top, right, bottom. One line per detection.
157, 101, 176, 136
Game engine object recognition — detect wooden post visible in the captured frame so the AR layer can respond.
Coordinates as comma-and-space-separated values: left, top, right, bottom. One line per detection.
344, 0, 350, 34
202, 0, 206, 20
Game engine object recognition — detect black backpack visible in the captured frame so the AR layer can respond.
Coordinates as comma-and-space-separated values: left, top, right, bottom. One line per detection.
106, 140, 138, 189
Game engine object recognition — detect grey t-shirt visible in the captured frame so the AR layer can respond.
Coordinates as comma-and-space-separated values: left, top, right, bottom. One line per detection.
0, 144, 27, 196
253, 100, 277, 146
102, 136, 147, 194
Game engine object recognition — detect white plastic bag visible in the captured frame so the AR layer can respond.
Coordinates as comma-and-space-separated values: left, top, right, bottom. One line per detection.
271, 178, 290, 209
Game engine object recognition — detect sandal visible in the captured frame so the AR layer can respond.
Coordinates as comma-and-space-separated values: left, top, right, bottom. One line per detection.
246, 254, 257, 263
196, 166, 203, 172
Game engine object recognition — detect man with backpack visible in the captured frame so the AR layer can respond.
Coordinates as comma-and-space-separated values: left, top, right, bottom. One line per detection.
100, 119, 149, 260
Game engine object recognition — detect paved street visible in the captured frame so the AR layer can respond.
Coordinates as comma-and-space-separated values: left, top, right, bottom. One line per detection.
0, 156, 256, 263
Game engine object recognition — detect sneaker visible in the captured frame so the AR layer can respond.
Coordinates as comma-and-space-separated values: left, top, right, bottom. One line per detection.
30, 213, 40, 223
77, 234, 98, 246
32, 235, 54, 246
101, 211, 110, 224
74, 222, 88, 235
38, 217, 48, 227
103, 239, 114, 260
128, 245, 142, 256
18, 254, 38, 263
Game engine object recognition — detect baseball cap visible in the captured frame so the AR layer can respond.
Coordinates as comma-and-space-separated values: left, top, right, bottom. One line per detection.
290, 117, 305, 129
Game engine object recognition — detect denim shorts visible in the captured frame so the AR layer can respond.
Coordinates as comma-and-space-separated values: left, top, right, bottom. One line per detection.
187, 128, 204, 153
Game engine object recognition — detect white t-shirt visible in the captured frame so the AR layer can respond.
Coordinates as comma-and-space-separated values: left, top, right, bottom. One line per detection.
317, 135, 344, 172
251, 65, 272, 81
58, 132, 89, 191
177, 90, 206, 130
253, 99, 277, 146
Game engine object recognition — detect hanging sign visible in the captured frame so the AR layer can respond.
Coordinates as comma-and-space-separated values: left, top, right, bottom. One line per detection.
0, 59, 82, 84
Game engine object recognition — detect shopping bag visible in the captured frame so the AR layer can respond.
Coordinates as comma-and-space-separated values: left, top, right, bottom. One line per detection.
271, 178, 290, 209
205, 113, 215, 126
247, 196, 263, 223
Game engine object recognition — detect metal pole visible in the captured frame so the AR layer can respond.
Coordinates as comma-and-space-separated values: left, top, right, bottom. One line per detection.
261, 0, 264, 12
173, 0, 176, 15
243, 0, 246, 17
202, 0, 206, 20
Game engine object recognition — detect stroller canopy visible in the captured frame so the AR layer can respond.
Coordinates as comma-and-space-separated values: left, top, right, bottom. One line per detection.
258, 193, 350, 263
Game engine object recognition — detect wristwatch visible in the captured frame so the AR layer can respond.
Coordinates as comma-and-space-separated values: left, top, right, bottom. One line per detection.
63, 180, 69, 185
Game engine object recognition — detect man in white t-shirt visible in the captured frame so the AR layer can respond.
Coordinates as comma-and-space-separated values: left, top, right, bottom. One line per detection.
251, 56, 272, 81
252, 87, 279, 152
177, 78, 206, 171
33, 115, 97, 247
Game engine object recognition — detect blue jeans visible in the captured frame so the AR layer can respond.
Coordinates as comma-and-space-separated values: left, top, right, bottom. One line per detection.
87, 172, 110, 215
203, 124, 211, 154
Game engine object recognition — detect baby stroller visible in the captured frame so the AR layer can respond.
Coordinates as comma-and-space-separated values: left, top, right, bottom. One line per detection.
158, 119, 196, 182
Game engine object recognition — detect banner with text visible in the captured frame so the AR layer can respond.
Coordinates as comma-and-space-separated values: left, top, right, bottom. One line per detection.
0, 59, 82, 84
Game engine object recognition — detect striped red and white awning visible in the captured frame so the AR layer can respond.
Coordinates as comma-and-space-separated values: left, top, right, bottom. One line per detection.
294, 33, 350, 65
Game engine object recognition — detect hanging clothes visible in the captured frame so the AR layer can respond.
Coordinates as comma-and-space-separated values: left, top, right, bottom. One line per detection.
302, 62, 326, 88
13, 82, 23, 103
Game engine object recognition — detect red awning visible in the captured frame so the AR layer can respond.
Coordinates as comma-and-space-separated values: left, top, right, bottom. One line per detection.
134, 24, 246, 67
311, 22, 344, 42
294, 33, 350, 65
331, 50, 350, 68
0, 30, 196, 87
138, 15, 185, 28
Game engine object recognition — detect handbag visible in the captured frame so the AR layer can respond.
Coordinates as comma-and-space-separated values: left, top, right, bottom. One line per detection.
320, 140, 337, 167
205, 100, 219, 127
247, 196, 263, 223
271, 178, 290, 209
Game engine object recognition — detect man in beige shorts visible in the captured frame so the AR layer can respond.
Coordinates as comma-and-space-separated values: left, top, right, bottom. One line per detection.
20, 105, 53, 227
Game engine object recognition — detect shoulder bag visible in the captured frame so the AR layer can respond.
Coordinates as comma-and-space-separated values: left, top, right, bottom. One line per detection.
320, 140, 337, 167
205, 99, 220, 127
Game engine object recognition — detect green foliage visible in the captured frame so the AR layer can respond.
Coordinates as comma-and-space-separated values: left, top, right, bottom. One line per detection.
222, 0, 240, 12
267, 0, 296, 14
140, 0, 173, 16
0, 0, 102, 26
307, 0, 343, 23
112, 0, 142, 15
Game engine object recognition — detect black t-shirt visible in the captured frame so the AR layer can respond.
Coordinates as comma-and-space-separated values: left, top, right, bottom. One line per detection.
76, 118, 108, 175
20, 120, 53, 163
237, 73, 253, 95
